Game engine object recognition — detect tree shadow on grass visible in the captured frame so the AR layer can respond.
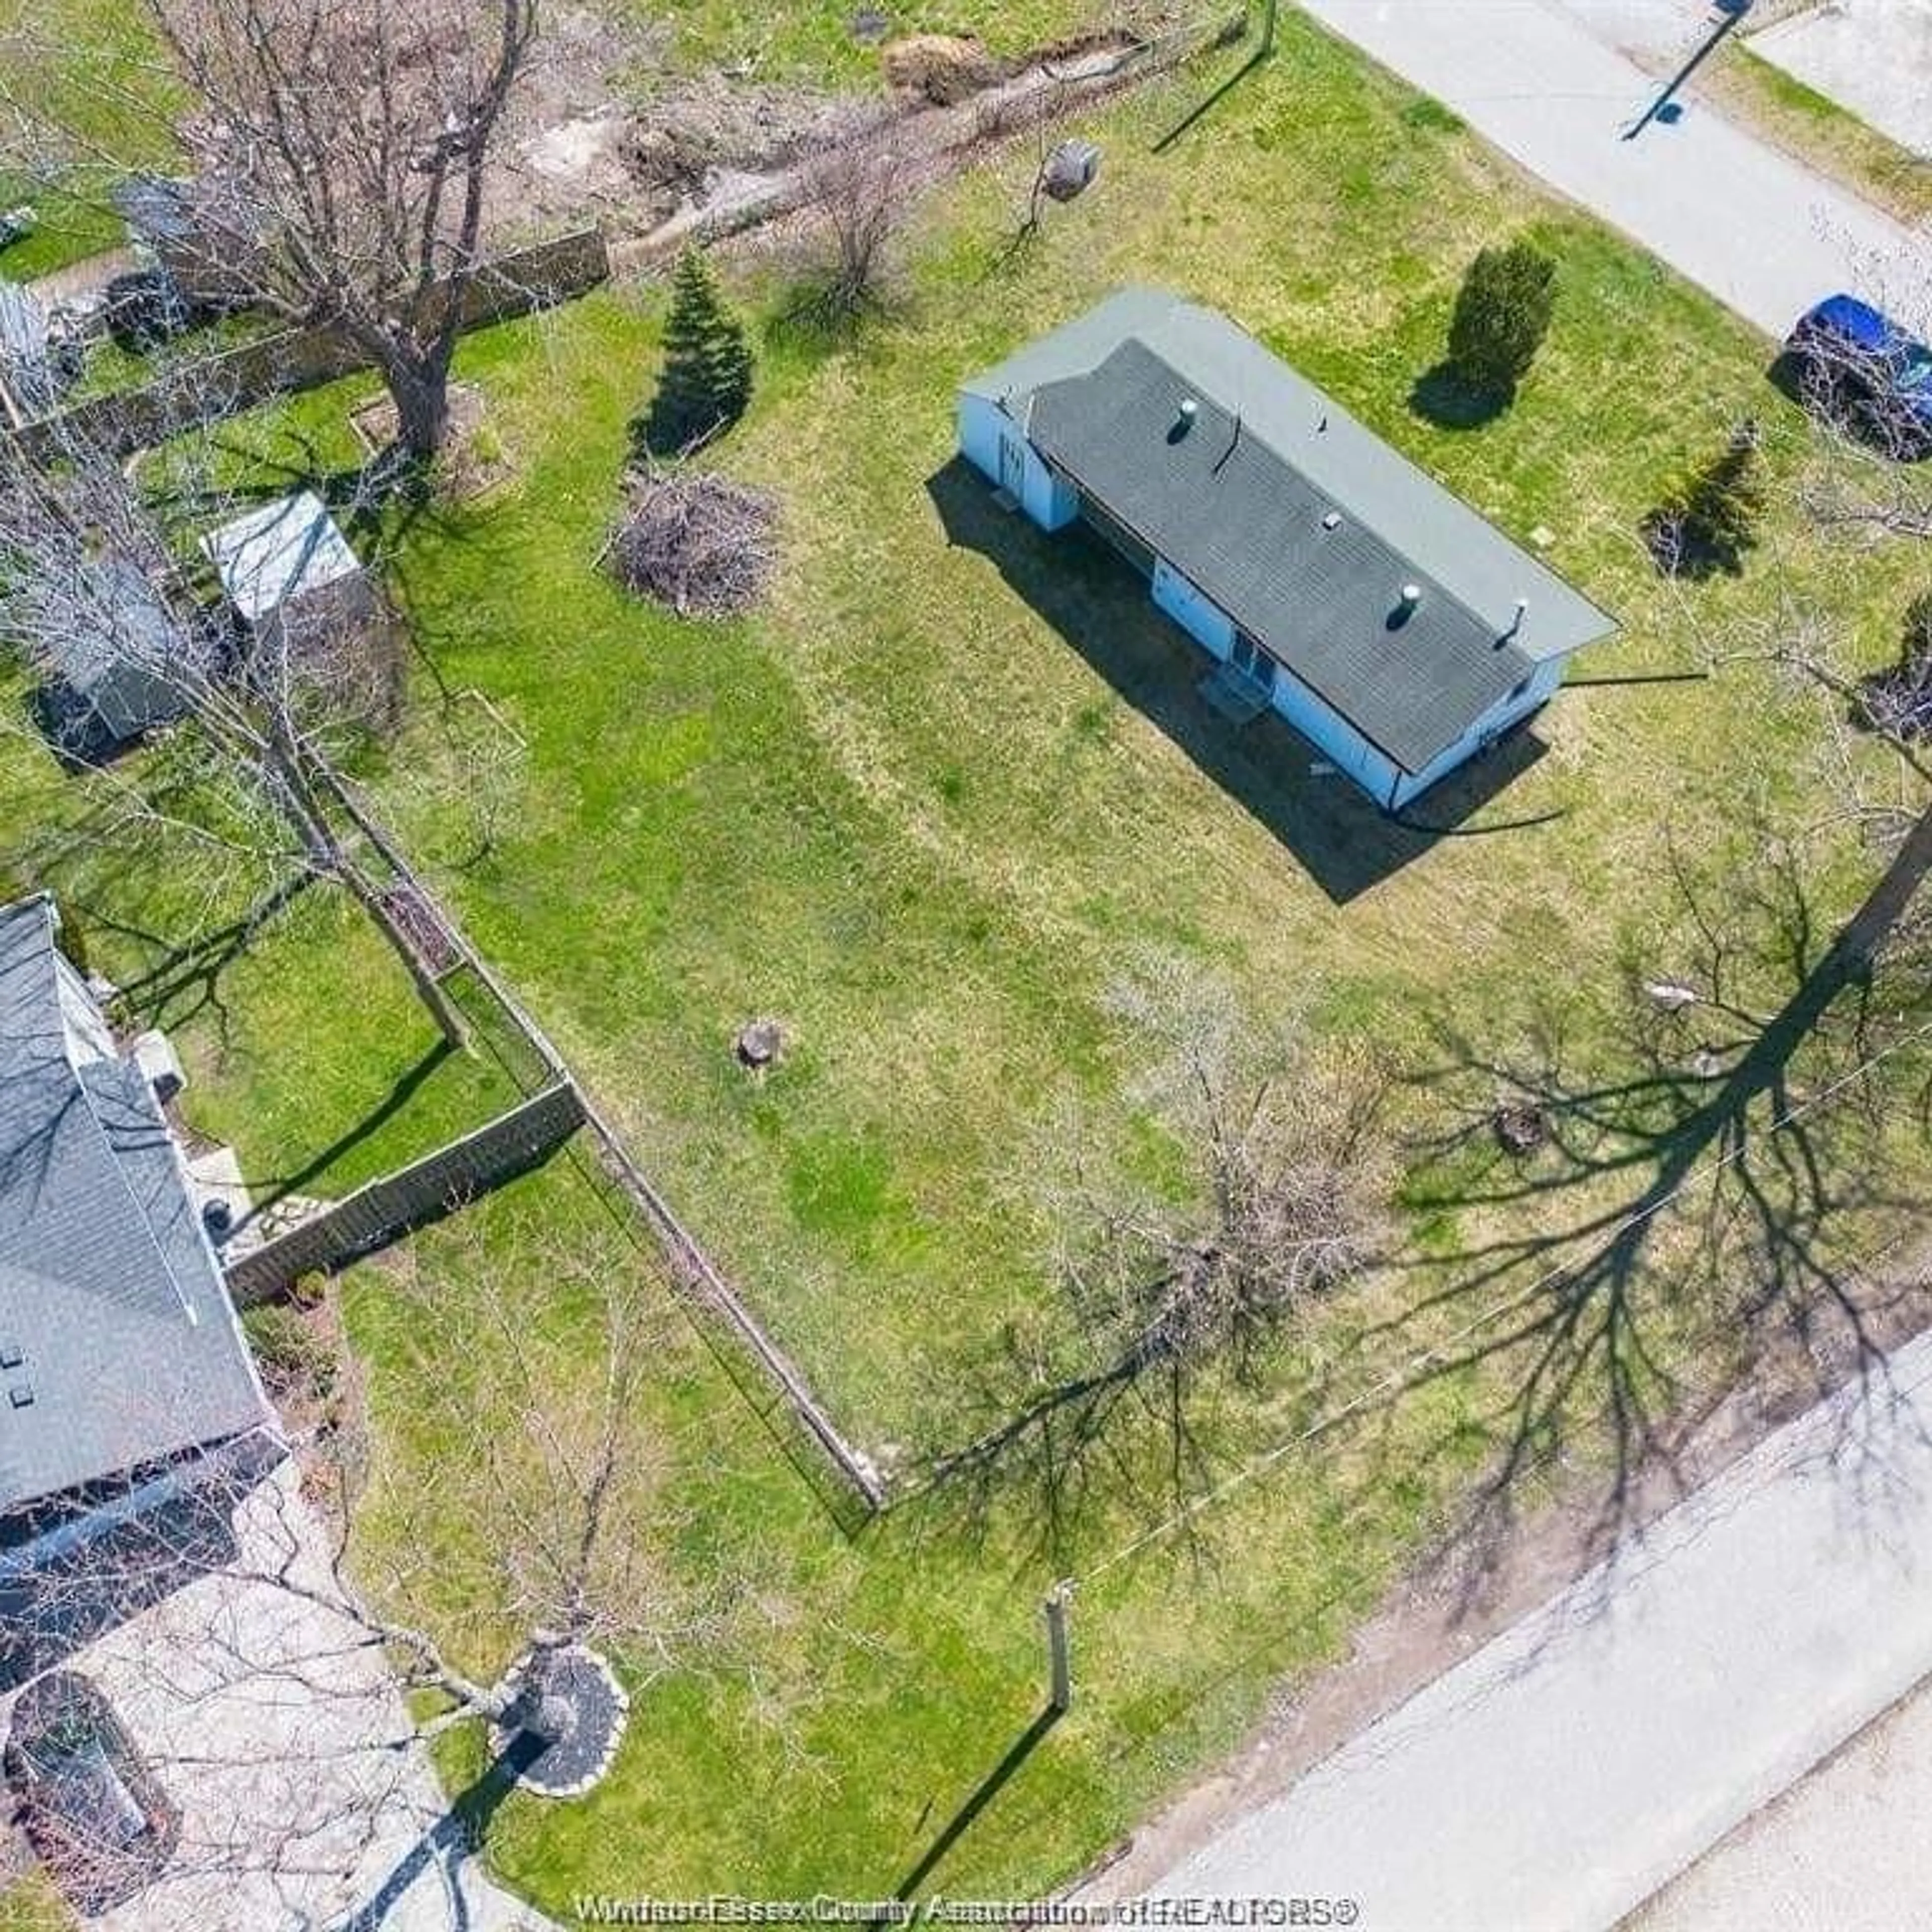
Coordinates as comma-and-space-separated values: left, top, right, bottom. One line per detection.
891, 1703, 1064, 1898
1409, 363, 1513, 431
927, 458, 1554, 905
1362, 827, 1932, 1591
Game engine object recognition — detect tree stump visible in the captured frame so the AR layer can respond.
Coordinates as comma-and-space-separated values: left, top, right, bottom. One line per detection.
736, 1018, 784, 1070
1492, 1102, 1549, 1155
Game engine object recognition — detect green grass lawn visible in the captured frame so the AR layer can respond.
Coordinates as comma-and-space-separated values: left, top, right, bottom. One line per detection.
0, 0, 178, 277
619, 0, 1153, 84
6, 6, 1932, 1915
1699, 44, 1932, 227
332, 23, 1925, 1455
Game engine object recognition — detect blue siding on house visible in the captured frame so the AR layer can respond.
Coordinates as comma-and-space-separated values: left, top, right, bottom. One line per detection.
1387, 655, 1562, 808
1151, 558, 1233, 660
954, 403, 1570, 808
1266, 666, 1401, 801
957, 394, 1077, 530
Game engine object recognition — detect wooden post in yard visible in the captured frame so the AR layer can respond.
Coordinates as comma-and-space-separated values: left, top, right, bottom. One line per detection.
1044, 1582, 1073, 1714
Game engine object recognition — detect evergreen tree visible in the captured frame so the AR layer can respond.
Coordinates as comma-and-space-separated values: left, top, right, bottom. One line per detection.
635, 247, 754, 459
1445, 239, 1558, 401
1649, 421, 1764, 577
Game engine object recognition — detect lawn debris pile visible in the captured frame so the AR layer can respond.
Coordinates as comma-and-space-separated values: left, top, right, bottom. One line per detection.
608, 471, 779, 617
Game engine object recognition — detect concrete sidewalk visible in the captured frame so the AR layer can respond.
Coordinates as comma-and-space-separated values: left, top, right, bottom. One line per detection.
1298, 0, 1929, 338
1143, 1333, 1932, 1930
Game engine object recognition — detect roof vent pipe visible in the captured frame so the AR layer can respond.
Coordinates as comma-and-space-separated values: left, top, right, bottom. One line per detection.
1400, 583, 1422, 608
1177, 397, 1198, 429
1497, 597, 1528, 647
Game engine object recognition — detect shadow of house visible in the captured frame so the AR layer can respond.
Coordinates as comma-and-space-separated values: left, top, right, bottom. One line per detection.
0, 895, 283, 1693
950, 290, 1615, 864
927, 461, 1554, 901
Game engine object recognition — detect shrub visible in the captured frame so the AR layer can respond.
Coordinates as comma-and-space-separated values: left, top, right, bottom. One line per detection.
1861, 590, 1932, 738
1644, 421, 1765, 578
1445, 239, 1558, 401
634, 246, 754, 460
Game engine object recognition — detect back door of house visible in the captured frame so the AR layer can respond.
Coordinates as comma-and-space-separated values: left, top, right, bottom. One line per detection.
999, 433, 1026, 499
1232, 630, 1275, 691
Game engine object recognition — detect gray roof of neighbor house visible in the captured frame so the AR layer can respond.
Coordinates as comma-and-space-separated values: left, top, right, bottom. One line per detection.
0, 276, 53, 415
0, 897, 270, 1520
962, 290, 1618, 776
38, 559, 190, 743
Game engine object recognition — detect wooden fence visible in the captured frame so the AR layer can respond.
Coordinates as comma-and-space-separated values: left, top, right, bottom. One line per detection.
224, 1080, 586, 1306
322, 776, 889, 1516
18, 228, 611, 461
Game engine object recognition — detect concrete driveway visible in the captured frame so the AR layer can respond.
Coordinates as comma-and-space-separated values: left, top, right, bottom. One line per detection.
1298, 0, 1929, 337
33, 1465, 555, 1932
1751, 0, 1932, 161
1131, 1332, 1932, 1930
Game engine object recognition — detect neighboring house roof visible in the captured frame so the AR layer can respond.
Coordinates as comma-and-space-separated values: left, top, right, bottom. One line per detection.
201, 491, 362, 624
964, 290, 1618, 776
0, 275, 53, 415
112, 176, 198, 249
35, 557, 191, 745
0, 897, 270, 1522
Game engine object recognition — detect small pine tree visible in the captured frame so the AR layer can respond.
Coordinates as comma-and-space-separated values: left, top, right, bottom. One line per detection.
636, 246, 754, 459
1651, 421, 1764, 577
1445, 239, 1558, 401
1864, 589, 1932, 737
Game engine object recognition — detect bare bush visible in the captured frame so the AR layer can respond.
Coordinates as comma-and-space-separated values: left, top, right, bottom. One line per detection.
607, 471, 778, 617
792, 130, 915, 321
934, 953, 1390, 1525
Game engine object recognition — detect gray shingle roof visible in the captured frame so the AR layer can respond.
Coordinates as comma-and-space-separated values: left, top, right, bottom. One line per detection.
0, 898, 270, 1519
37, 559, 190, 743
966, 291, 1618, 775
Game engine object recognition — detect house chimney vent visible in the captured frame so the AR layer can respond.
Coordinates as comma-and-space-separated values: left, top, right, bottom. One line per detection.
1400, 583, 1423, 607
1176, 397, 1198, 431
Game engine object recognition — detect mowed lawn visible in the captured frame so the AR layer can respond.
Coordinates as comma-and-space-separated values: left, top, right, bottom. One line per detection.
342, 17, 1925, 1454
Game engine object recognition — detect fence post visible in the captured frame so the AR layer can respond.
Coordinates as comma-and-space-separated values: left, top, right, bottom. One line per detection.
1044, 1581, 1074, 1714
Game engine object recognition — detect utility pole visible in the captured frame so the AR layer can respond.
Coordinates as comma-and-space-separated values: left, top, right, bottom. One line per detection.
1623, 1, 1752, 141
1043, 1582, 1073, 1714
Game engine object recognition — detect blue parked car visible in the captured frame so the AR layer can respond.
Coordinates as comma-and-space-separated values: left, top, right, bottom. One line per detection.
1786, 293, 1932, 456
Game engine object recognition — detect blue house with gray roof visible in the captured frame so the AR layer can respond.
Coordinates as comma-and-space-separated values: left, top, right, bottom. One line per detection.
0, 895, 280, 1688
958, 290, 1617, 809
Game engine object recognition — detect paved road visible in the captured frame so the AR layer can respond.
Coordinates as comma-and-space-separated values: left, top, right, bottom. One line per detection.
1298, 0, 1928, 338
1145, 1334, 1932, 1929
1629, 1673, 1932, 1932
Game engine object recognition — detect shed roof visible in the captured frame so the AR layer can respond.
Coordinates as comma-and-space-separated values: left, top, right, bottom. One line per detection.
0, 898, 269, 1519
963, 291, 1618, 774
201, 491, 361, 624
0, 277, 53, 414
37, 559, 189, 743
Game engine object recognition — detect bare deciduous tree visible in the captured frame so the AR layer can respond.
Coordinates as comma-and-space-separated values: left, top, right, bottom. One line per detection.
2, 1229, 715, 1929
935, 955, 1389, 1537
791, 129, 914, 322
4, 0, 538, 462
0, 417, 472, 1041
